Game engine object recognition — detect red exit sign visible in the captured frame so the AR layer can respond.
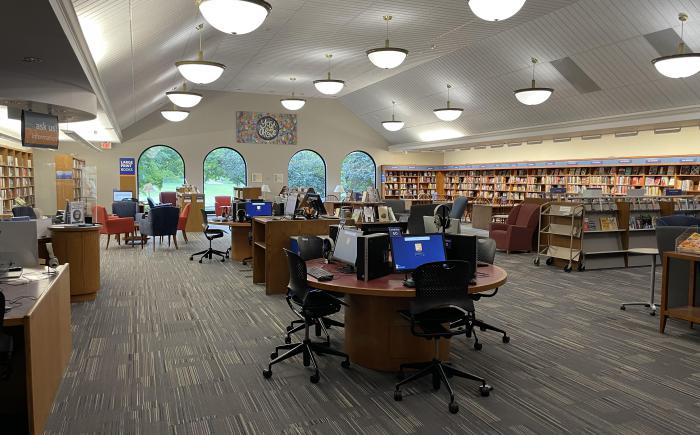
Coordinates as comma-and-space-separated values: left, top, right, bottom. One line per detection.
100, 142, 112, 150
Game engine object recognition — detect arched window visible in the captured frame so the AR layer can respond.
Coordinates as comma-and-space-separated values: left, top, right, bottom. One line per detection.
288, 150, 326, 197
340, 151, 376, 195
203, 147, 247, 209
137, 145, 185, 202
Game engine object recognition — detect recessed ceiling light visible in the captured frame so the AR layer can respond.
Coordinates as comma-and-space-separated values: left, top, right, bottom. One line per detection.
652, 13, 700, 78
22, 57, 43, 63
366, 16, 408, 69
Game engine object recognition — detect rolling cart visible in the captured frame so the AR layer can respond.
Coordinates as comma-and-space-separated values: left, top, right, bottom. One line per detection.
534, 201, 584, 272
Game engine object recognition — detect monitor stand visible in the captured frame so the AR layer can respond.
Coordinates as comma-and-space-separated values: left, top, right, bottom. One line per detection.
403, 273, 415, 288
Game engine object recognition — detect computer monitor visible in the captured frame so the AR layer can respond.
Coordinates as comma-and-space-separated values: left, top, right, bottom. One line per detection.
304, 193, 325, 217
0, 220, 39, 268
284, 193, 299, 217
444, 234, 477, 279
113, 190, 133, 202
296, 235, 324, 261
245, 201, 273, 218
390, 233, 446, 273
332, 228, 362, 267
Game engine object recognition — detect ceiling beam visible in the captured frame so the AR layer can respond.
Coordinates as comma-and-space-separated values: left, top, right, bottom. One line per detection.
389, 105, 700, 152
48, 0, 123, 142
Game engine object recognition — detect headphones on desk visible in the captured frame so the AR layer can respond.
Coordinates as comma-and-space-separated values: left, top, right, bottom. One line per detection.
433, 204, 452, 232
237, 209, 246, 222
320, 237, 335, 263
45, 243, 59, 273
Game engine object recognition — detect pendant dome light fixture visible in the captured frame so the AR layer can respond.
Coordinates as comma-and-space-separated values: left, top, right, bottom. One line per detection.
468, 0, 526, 22
166, 83, 203, 108
382, 101, 405, 131
198, 0, 271, 35
175, 24, 226, 85
280, 77, 306, 111
652, 13, 700, 79
313, 54, 345, 95
366, 15, 408, 69
433, 84, 464, 121
514, 57, 553, 105
161, 105, 190, 122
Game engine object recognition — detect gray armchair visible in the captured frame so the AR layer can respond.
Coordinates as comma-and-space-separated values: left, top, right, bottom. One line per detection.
136, 206, 180, 251
112, 201, 139, 219
450, 197, 468, 221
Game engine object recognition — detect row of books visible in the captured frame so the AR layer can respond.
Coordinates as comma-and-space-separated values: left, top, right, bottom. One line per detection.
0, 178, 33, 188
0, 167, 32, 177
0, 187, 34, 199
0, 155, 32, 167
629, 214, 656, 229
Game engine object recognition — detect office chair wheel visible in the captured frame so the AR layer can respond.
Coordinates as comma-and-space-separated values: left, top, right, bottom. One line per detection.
341, 360, 350, 369
220, 258, 226, 262
262, 369, 272, 379
286, 325, 292, 332
449, 402, 459, 414
474, 342, 483, 351
479, 384, 492, 397
310, 373, 320, 384
502, 335, 510, 344
270, 352, 277, 359
394, 390, 402, 401
189, 256, 194, 261
650, 311, 656, 316
198, 259, 203, 263
284, 336, 292, 344
620, 305, 626, 311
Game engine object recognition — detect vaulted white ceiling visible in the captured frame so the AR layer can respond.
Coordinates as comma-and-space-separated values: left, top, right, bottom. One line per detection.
70, 0, 700, 148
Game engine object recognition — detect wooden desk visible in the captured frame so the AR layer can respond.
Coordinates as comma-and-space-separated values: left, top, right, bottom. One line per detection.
306, 259, 507, 371
660, 252, 700, 333
49, 224, 100, 302
209, 220, 252, 261
253, 217, 339, 294
0, 265, 71, 434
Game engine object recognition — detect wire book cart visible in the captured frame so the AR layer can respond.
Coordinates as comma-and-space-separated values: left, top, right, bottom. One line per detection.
534, 202, 585, 272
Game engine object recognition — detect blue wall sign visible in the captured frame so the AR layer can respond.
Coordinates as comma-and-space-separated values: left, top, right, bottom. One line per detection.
120, 158, 135, 175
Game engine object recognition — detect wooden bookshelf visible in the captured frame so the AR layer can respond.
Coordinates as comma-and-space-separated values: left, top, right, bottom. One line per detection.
0, 145, 34, 214
382, 156, 700, 204
55, 154, 86, 209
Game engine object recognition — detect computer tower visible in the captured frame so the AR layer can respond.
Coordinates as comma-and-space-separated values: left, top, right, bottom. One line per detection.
356, 233, 392, 282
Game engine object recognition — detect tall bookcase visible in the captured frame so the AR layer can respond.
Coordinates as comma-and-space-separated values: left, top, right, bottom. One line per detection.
55, 154, 86, 209
382, 155, 700, 204
0, 145, 34, 213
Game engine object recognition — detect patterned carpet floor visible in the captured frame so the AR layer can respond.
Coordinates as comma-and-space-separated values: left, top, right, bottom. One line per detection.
44, 232, 700, 434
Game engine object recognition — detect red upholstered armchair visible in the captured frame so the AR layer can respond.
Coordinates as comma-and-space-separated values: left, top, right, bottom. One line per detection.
214, 196, 232, 216
93, 205, 135, 249
178, 203, 191, 243
159, 191, 177, 205
489, 203, 540, 254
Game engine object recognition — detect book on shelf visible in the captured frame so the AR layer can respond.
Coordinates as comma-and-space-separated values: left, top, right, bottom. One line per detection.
599, 216, 618, 231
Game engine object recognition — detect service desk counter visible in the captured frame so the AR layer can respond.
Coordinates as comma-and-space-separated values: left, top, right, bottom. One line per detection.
49, 224, 101, 302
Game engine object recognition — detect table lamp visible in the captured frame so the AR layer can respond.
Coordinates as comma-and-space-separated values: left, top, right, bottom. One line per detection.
333, 184, 344, 200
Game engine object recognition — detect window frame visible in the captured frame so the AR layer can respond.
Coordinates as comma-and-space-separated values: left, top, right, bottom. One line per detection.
202, 147, 248, 202
287, 149, 327, 196
136, 144, 186, 201
340, 149, 377, 191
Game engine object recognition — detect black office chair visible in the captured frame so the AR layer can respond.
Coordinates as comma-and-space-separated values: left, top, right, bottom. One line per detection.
284, 237, 344, 345
394, 261, 491, 413
469, 238, 509, 344
0, 292, 14, 381
263, 249, 350, 383
11, 206, 36, 219
190, 209, 229, 263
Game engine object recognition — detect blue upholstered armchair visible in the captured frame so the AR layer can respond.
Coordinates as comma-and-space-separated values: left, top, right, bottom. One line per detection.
112, 201, 139, 219
136, 206, 180, 251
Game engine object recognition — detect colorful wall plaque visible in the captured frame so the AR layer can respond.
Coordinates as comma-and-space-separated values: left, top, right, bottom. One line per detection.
236, 111, 297, 145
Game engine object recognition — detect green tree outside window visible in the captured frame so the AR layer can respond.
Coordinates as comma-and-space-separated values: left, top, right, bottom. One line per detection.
203, 148, 247, 208
137, 145, 185, 202
288, 150, 326, 197
340, 151, 376, 196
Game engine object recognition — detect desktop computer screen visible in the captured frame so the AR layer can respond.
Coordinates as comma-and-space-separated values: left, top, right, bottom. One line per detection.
444, 234, 477, 279
245, 201, 273, 218
390, 233, 446, 273
0, 220, 39, 268
284, 193, 299, 217
332, 228, 362, 266
113, 191, 133, 202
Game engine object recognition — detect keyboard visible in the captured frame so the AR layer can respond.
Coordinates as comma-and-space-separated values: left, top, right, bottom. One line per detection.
307, 267, 334, 281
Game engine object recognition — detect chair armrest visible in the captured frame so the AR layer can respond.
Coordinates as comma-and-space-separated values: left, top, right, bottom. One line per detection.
489, 222, 509, 232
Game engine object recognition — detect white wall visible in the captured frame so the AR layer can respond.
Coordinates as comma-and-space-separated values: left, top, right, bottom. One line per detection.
32, 90, 443, 211
444, 128, 700, 165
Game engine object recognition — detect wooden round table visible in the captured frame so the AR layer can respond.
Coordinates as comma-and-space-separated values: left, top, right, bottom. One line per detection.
306, 259, 507, 371
49, 224, 101, 302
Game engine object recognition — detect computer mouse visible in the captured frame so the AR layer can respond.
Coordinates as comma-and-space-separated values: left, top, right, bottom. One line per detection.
318, 275, 333, 282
